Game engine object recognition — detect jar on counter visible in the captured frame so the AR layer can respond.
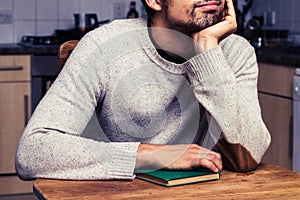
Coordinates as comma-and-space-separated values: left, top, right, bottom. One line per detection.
127, 1, 139, 19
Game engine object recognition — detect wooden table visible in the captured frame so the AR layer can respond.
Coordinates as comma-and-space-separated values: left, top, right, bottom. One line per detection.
33, 164, 300, 200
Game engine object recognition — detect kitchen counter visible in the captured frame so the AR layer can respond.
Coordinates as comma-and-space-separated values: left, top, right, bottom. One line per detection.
0, 43, 59, 55
256, 45, 300, 67
0, 43, 299, 67
33, 164, 300, 200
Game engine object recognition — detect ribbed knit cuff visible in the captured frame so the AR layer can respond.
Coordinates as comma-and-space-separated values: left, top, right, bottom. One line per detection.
186, 46, 230, 83
104, 142, 140, 179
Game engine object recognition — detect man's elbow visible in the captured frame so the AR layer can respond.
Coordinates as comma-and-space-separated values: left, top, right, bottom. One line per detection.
222, 155, 259, 172
216, 138, 260, 172
15, 145, 37, 180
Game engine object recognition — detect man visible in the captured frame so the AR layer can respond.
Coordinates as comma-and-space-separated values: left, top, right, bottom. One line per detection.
16, 0, 270, 180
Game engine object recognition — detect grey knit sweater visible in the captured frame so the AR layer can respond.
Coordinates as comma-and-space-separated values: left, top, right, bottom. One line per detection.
16, 18, 270, 180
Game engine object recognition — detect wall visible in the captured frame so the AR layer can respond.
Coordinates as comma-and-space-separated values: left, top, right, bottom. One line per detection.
251, 0, 300, 42
0, 0, 144, 43
1, 0, 300, 44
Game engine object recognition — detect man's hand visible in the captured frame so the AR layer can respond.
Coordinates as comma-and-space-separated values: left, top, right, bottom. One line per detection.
135, 144, 222, 173
192, 0, 237, 53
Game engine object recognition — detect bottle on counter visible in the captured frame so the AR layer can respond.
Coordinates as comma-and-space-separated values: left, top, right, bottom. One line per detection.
127, 1, 139, 19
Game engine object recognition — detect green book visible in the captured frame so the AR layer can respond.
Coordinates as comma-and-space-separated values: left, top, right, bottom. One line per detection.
135, 168, 220, 187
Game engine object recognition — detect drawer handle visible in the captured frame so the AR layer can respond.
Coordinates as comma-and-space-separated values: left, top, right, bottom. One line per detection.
24, 95, 29, 125
0, 66, 23, 71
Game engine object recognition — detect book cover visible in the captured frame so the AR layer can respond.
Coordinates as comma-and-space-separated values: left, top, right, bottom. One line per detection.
135, 168, 220, 187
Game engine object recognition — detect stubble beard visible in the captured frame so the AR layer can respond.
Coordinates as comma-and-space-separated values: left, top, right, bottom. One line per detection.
188, 9, 224, 32
163, 2, 225, 34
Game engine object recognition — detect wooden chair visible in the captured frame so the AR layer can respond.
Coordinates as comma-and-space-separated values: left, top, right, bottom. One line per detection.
58, 40, 79, 71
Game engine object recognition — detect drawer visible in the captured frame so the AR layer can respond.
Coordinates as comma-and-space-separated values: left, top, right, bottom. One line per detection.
0, 55, 31, 82
0, 176, 34, 195
258, 62, 295, 98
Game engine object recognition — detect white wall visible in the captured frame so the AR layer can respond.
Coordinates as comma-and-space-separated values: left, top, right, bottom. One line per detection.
1, 0, 300, 44
252, 0, 300, 33
0, 0, 144, 43
249, 0, 300, 43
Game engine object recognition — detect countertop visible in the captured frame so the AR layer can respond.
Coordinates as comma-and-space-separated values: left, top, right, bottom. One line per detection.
33, 164, 300, 200
0, 43, 59, 55
256, 45, 300, 67
0, 43, 299, 67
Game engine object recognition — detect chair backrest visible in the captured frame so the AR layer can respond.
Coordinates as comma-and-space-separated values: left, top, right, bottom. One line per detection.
58, 40, 79, 71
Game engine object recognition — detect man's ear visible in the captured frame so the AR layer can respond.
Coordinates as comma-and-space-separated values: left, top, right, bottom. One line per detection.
144, 0, 163, 11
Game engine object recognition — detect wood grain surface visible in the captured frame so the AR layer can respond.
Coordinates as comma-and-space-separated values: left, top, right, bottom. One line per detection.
33, 163, 300, 200
58, 40, 78, 71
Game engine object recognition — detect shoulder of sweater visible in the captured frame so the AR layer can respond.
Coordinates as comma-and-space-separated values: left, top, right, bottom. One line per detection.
71, 18, 147, 60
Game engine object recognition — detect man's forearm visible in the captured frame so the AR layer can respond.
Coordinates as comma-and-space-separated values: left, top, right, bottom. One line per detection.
186, 36, 271, 171
135, 143, 222, 172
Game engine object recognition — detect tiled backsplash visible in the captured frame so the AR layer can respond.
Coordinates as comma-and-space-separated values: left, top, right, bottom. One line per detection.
0, 0, 300, 44
0, 0, 143, 43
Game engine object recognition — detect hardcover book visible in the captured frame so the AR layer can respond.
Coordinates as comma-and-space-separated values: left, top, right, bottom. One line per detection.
135, 168, 220, 187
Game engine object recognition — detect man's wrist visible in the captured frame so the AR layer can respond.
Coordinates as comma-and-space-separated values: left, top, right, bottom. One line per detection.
135, 143, 164, 170
193, 35, 218, 54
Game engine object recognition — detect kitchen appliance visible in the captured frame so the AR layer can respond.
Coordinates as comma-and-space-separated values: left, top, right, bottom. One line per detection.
84, 13, 99, 30
54, 16, 109, 43
31, 55, 59, 112
73, 13, 109, 31
18, 35, 60, 112
234, 0, 253, 35
19, 15, 109, 48
19, 34, 81, 47
19, 35, 60, 46
242, 17, 262, 48
293, 68, 300, 173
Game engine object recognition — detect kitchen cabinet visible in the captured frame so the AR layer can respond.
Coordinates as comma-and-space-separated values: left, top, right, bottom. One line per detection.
0, 55, 33, 195
258, 62, 295, 169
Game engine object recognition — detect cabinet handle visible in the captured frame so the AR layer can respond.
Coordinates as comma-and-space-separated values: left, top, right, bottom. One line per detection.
0, 66, 23, 71
24, 95, 29, 125
290, 116, 293, 157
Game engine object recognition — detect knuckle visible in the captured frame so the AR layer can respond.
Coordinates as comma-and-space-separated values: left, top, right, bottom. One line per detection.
207, 152, 221, 162
190, 144, 199, 149
189, 144, 201, 152
203, 160, 215, 170
214, 152, 222, 160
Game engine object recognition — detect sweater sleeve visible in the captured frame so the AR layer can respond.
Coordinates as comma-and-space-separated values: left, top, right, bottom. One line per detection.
186, 36, 271, 172
15, 31, 140, 180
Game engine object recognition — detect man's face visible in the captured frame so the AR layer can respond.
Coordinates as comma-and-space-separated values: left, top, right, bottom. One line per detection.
160, 0, 226, 33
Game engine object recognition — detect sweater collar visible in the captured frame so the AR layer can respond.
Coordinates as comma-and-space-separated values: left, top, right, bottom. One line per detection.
138, 19, 190, 75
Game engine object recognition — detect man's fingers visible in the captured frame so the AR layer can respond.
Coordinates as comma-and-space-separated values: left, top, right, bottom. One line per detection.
225, 0, 236, 19
194, 158, 220, 172
206, 153, 223, 171
192, 148, 223, 172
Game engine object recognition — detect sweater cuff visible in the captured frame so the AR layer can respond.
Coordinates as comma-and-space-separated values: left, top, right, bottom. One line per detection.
104, 142, 140, 179
186, 46, 229, 83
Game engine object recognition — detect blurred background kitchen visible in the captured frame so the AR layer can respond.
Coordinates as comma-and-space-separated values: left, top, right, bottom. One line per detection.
0, 0, 145, 44
0, 0, 300, 199
0, 0, 300, 45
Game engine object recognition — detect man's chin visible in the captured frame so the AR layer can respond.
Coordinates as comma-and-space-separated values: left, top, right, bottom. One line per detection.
189, 20, 219, 33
